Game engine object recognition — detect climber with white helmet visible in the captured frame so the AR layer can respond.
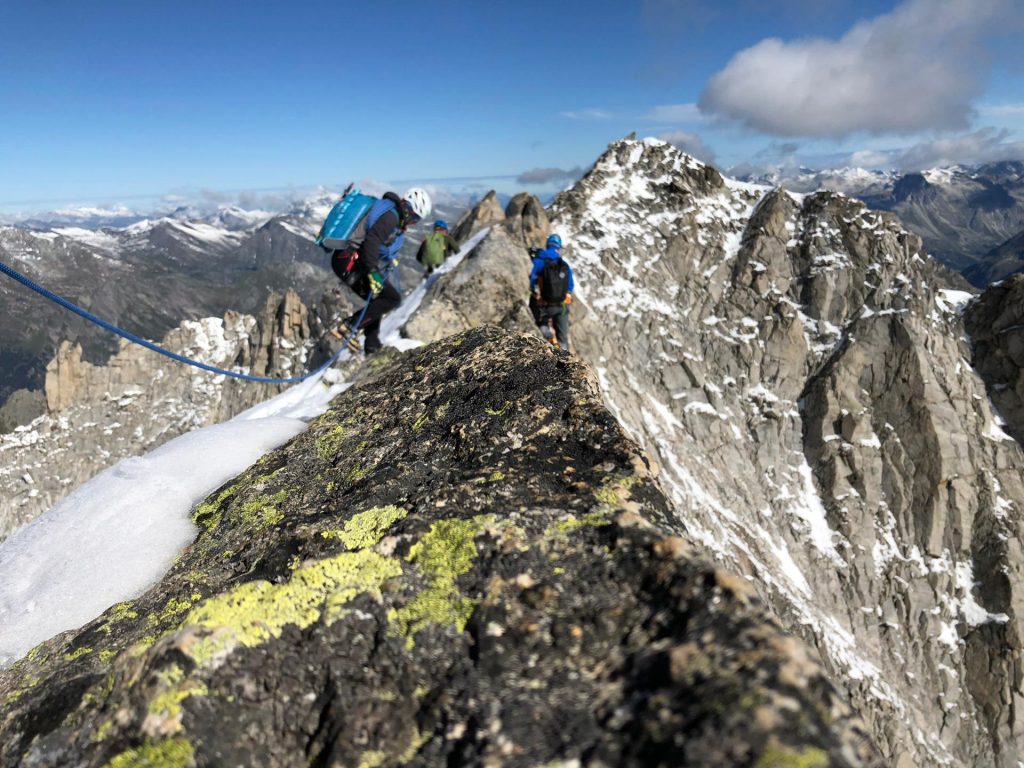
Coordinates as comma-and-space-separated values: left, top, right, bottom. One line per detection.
333, 187, 431, 354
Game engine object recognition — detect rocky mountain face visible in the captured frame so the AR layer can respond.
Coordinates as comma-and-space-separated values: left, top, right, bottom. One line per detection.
742, 162, 1024, 284
0, 291, 312, 541
0, 327, 882, 768
965, 275, 1024, 443
968, 228, 1024, 287
412, 138, 1024, 766
0, 195, 467, 415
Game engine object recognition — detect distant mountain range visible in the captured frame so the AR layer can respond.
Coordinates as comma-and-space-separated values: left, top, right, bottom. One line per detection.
0, 191, 469, 410
735, 161, 1024, 284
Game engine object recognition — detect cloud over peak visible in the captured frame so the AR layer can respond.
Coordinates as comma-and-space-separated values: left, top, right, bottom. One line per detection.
699, 0, 1019, 138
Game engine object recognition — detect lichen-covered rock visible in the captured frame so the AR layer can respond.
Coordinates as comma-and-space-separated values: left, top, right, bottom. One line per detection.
0, 327, 880, 767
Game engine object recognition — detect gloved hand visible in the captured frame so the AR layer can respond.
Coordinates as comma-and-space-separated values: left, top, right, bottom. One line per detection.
367, 271, 385, 297
564, 293, 573, 305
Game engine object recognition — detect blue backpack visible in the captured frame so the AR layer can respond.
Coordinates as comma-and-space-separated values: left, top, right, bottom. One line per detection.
316, 189, 397, 252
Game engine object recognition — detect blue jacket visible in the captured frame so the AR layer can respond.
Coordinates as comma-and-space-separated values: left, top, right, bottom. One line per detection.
529, 248, 575, 292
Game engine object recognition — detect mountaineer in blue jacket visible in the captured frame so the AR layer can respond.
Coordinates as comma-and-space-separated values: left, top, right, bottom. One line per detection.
528, 234, 574, 351
333, 187, 431, 354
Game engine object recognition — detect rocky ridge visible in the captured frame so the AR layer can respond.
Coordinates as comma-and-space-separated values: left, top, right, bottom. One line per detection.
412, 138, 1024, 766
0, 291, 312, 540
741, 161, 1024, 283
0, 327, 881, 767
966, 274, 1024, 444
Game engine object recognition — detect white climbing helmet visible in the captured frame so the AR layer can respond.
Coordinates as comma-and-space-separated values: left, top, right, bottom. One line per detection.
403, 187, 432, 221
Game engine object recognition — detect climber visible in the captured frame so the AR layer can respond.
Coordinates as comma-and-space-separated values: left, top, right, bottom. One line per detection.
416, 220, 459, 278
333, 188, 432, 354
528, 234, 574, 351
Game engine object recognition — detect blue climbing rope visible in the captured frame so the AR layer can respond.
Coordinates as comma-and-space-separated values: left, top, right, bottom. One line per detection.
0, 258, 384, 385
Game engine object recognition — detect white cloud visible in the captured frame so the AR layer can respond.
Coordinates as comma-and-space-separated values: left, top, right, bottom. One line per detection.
699, 0, 1020, 137
645, 103, 701, 122
560, 108, 613, 121
980, 103, 1024, 117
660, 131, 717, 164
848, 150, 895, 168
837, 128, 1024, 170
891, 128, 1024, 170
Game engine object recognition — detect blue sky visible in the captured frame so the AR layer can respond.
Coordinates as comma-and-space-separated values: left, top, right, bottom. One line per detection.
1, 0, 1022, 213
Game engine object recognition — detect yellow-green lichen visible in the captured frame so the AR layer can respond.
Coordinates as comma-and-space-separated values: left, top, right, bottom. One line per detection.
594, 473, 642, 506
346, 465, 369, 484
389, 516, 491, 646
368, 354, 391, 371
317, 424, 347, 459
148, 596, 198, 629
103, 737, 194, 768
192, 482, 242, 533
399, 727, 431, 762
130, 636, 157, 657
146, 666, 208, 734
358, 750, 387, 768
324, 506, 408, 550
488, 471, 505, 482
98, 650, 117, 664
100, 601, 140, 635
234, 490, 287, 531
411, 413, 429, 431
484, 404, 508, 417
62, 647, 93, 662
548, 511, 611, 536
181, 550, 402, 665
754, 746, 829, 768
92, 717, 115, 743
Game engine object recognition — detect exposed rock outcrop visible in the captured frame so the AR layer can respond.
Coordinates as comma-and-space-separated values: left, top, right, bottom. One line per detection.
0, 327, 880, 767
402, 228, 536, 344
398, 138, 1024, 766
966, 274, 1024, 442
504, 192, 550, 248
0, 291, 313, 541
451, 190, 506, 244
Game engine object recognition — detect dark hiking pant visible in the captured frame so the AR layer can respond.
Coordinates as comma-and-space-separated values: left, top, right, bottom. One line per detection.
342, 271, 402, 353
530, 296, 570, 351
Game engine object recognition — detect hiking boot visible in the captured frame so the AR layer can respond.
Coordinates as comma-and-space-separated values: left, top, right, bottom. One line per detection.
363, 340, 383, 356
331, 322, 362, 353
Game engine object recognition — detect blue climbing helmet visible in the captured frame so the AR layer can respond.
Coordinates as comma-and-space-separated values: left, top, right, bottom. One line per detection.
434, 220, 449, 231
546, 234, 563, 250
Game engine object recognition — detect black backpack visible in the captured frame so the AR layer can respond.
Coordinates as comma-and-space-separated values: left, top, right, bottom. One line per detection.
539, 258, 569, 303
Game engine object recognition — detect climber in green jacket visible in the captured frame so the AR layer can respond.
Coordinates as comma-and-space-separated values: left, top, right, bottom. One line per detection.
416, 220, 459, 278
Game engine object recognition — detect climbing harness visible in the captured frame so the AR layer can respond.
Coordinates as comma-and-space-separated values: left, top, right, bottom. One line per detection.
0, 258, 390, 385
